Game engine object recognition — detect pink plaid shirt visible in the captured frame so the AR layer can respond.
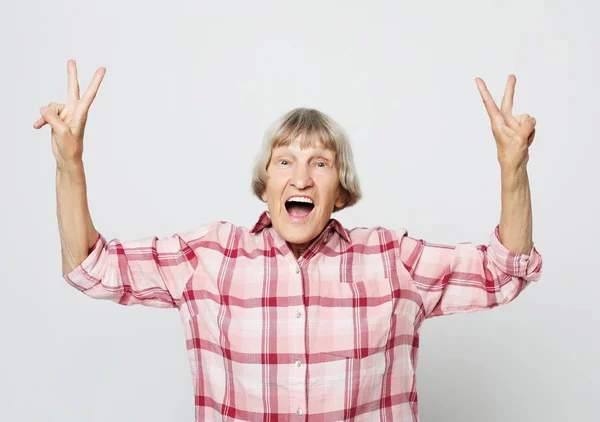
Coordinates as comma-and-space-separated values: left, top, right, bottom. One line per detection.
63, 211, 542, 421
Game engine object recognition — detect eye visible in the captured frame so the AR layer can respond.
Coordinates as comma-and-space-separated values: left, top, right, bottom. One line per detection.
279, 160, 289, 165
316, 162, 326, 168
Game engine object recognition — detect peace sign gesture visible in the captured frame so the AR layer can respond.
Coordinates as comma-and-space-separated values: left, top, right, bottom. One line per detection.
34, 60, 106, 167
475, 74, 537, 172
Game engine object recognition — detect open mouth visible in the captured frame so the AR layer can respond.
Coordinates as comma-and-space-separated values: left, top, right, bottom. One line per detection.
285, 198, 315, 221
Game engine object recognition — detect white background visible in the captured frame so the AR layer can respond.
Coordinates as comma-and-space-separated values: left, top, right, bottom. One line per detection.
3, 0, 598, 420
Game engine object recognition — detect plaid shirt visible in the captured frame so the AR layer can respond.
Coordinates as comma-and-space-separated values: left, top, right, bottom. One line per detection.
63, 211, 543, 421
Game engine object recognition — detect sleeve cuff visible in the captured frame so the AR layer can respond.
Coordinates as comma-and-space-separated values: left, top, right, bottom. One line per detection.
62, 232, 108, 291
488, 225, 543, 281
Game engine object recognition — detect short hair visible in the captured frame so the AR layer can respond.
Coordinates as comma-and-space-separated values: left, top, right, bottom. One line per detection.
251, 107, 362, 212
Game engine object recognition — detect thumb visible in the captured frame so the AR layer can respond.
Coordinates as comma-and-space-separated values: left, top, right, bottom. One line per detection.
40, 104, 69, 134
518, 117, 536, 140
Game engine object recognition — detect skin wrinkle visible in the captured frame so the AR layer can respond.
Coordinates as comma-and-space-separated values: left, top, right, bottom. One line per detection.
261, 140, 345, 259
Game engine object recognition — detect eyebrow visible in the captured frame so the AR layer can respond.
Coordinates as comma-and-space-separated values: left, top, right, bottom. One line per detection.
271, 153, 334, 164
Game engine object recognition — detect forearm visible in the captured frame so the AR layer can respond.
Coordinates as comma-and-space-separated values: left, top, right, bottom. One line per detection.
498, 166, 533, 254
56, 160, 100, 275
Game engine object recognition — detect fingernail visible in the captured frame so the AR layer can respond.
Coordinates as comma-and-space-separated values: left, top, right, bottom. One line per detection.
531, 117, 536, 124
40, 106, 48, 113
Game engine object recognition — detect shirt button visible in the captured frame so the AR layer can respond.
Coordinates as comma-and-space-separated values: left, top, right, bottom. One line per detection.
295, 311, 302, 318
295, 267, 300, 274
295, 359, 302, 367
296, 409, 304, 416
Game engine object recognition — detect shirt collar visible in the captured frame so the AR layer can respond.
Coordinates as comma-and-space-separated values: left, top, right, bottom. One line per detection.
250, 210, 351, 243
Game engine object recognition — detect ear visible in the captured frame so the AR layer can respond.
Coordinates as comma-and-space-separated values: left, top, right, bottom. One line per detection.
334, 193, 346, 209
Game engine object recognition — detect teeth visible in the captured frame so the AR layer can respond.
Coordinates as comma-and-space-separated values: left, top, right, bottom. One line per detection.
287, 196, 313, 204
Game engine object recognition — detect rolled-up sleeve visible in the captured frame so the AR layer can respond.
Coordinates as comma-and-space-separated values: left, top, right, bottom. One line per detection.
487, 225, 542, 281
63, 232, 108, 292
62, 222, 218, 308
398, 224, 543, 319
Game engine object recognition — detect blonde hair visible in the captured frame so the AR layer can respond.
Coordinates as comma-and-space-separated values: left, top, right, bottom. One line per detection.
251, 107, 362, 212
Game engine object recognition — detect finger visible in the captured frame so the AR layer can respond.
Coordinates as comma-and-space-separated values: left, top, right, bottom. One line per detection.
518, 116, 536, 141
500, 74, 516, 114
33, 104, 67, 129
499, 75, 520, 131
527, 128, 536, 147
80, 67, 106, 112
502, 111, 520, 132
39, 103, 70, 134
514, 114, 531, 125
67, 59, 80, 102
33, 118, 46, 129
475, 77, 503, 126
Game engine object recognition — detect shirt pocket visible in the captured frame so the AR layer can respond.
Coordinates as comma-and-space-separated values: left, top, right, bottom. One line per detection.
308, 278, 393, 360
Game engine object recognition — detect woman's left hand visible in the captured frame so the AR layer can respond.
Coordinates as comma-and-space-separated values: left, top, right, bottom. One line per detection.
475, 74, 537, 172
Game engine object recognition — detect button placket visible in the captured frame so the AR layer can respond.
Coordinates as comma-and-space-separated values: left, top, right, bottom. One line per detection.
291, 260, 306, 419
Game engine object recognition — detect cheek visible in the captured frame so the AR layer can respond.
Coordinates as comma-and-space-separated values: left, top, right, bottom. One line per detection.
320, 180, 340, 200
265, 181, 285, 202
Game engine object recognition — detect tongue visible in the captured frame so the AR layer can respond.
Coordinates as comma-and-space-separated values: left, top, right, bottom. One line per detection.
288, 204, 312, 218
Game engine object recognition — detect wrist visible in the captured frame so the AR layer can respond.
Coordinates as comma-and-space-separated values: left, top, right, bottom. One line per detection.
499, 157, 528, 175
500, 165, 529, 191
57, 159, 84, 174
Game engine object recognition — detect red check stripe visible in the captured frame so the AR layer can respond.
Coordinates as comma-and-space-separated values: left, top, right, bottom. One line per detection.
63, 212, 542, 421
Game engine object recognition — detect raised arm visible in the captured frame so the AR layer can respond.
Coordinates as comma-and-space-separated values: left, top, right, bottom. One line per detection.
34, 60, 105, 275
399, 75, 542, 319
36, 60, 208, 308
474, 74, 536, 256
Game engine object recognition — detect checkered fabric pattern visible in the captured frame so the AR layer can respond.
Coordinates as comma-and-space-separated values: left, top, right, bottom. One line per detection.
63, 211, 542, 421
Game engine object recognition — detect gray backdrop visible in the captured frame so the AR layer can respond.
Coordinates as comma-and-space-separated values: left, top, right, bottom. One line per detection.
3, 0, 598, 421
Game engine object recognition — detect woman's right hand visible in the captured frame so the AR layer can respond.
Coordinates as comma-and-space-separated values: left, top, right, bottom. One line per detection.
34, 60, 106, 167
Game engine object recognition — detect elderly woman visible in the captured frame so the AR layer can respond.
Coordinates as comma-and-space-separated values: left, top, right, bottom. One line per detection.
36, 60, 542, 421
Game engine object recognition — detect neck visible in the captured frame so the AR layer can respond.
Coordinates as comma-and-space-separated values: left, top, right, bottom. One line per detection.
288, 242, 310, 259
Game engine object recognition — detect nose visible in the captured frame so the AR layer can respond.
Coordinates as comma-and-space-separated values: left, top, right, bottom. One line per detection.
290, 164, 314, 190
